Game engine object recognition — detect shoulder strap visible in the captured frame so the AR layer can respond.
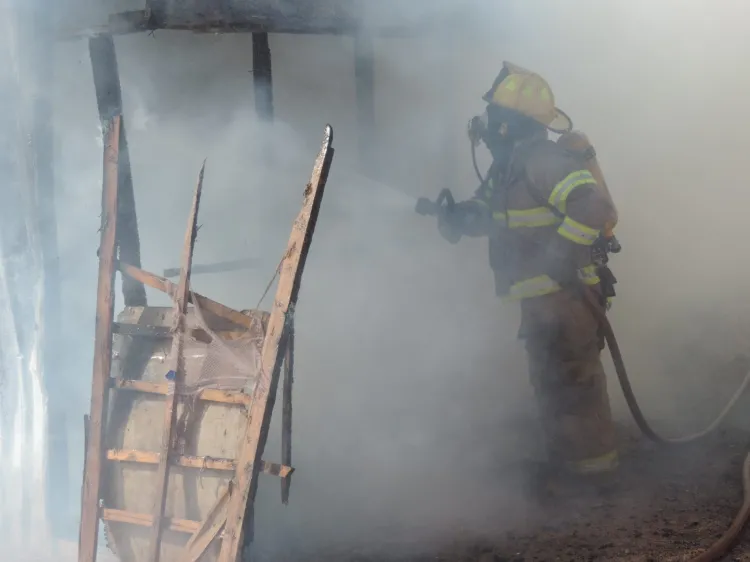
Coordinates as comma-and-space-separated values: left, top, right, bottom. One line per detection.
516, 139, 566, 219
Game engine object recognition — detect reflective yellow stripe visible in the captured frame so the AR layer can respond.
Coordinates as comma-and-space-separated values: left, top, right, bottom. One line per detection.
579, 264, 600, 286
548, 170, 596, 213
566, 450, 619, 475
504, 275, 560, 301
502, 267, 601, 302
558, 216, 600, 246
492, 210, 507, 222
507, 207, 561, 228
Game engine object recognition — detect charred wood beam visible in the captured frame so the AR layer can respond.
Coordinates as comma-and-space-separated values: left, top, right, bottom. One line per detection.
88, 35, 147, 307
59, 10, 434, 40
354, 32, 376, 178
252, 32, 274, 122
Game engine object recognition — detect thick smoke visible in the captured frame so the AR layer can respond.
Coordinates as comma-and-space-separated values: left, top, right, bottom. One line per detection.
4, 0, 750, 559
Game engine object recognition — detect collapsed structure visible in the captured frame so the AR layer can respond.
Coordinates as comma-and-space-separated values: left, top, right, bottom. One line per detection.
0, 0, 458, 556
78, 116, 334, 562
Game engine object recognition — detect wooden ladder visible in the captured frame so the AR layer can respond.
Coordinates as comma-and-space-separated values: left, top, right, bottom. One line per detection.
77, 115, 334, 562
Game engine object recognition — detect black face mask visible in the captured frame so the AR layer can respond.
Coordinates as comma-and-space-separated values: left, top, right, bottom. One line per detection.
481, 104, 546, 177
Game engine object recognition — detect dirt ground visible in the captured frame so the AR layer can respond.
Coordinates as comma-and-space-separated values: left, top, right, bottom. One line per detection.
273, 426, 750, 562
31, 428, 750, 562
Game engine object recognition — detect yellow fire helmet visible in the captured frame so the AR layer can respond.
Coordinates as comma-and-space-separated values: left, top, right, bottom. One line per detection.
482, 61, 573, 134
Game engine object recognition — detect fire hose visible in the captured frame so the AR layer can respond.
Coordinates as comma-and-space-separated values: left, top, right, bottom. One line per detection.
586, 293, 750, 562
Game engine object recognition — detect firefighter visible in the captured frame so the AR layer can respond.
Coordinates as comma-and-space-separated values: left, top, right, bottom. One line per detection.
436, 62, 619, 487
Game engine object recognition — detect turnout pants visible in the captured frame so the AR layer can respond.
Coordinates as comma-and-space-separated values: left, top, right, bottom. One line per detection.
519, 288, 618, 475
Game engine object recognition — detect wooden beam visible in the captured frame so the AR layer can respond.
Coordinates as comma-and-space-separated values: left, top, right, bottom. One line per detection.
163, 257, 259, 278
58, 9, 436, 40
252, 32, 273, 122
78, 115, 121, 562
217, 125, 334, 562
354, 32, 376, 178
101, 508, 199, 534
181, 485, 232, 562
118, 261, 267, 332
89, 34, 147, 308
112, 378, 250, 406
147, 163, 205, 562
281, 324, 294, 504
78, 414, 90, 555
105, 449, 294, 478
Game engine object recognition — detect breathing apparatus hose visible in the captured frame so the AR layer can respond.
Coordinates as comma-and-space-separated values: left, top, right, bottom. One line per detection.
583, 291, 750, 561
471, 142, 486, 186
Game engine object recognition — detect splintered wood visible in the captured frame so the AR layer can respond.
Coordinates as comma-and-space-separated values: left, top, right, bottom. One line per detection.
217, 124, 334, 562
79, 115, 121, 562
78, 124, 335, 562
146, 162, 205, 562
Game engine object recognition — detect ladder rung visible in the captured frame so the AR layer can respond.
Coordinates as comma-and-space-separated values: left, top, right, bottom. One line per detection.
100, 507, 199, 534
111, 378, 250, 406
106, 448, 294, 478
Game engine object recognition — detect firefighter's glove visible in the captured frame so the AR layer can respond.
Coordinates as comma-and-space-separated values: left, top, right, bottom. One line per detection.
437, 201, 488, 244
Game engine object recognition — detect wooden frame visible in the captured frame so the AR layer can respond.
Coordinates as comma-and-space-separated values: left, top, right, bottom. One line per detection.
60, 8, 442, 39
77, 115, 334, 562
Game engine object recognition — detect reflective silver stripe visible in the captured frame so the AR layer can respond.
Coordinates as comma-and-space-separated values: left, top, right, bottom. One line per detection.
507, 207, 561, 228
505, 275, 560, 301
579, 264, 600, 286
566, 450, 619, 475
502, 267, 601, 301
548, 170, 596, 213
557, 216, 599, 246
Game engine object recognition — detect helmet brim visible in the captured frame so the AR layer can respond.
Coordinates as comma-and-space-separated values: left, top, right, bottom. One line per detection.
547, 107, 573, 134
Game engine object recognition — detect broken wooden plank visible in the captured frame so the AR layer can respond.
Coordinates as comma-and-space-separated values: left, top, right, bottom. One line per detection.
78, 115, 121, 562
101, 508, 199, 534
147, 162, 205, 562
105, 449, 294, 478
281, 323, 294, 504
118, 261, 266, 332
111, 379, 250, 406
78, 414, 90, 555
180, 484, 232, 562
217, 125, 334, 562
89, 34, 146, 307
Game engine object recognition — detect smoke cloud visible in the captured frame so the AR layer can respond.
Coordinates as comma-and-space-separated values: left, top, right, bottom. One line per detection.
4, 0, 750, 559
